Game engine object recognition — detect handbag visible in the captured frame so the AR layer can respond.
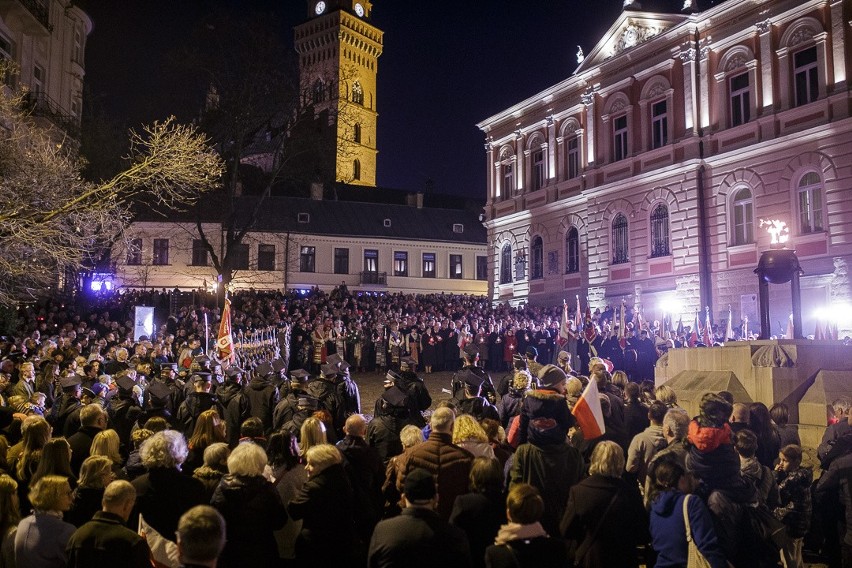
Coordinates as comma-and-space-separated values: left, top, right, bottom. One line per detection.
683, 494, 712, 568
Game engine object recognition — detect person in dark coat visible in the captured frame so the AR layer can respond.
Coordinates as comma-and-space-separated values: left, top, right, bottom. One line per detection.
175, 373, 225, 439
512, 365, 574, 447
66, 480, 150, 568
369, 467, 472, 568
396, 407, 474, 522
210, 442, 288, 568
107, 374, 142, 454
66, 455, 114, 528
485, 483, 570, 568
397, 357, 431, 426
454, 370, 499, 423
336, 414, 384, 543
130, 431, 206, 543
68, 404, 107, 477
288, 444, 357, 566
305, 365, 346, 437
450, 457, 506, 568
216, 367, 250, 447
367, 384, 416, 465
243, 362, 280, 435
560, 441, 649, 568
498, 369, 531, 430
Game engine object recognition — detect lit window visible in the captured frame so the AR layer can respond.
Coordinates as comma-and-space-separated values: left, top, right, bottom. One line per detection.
334, 248, 349, 274
364, 249, 378, 273
566, 137, 580, 179
422, 253, 436, 278
530, 236, 543, 280
152, 239, 170, 266
650, 204, 670, 257
394, 251, 408, 277
352, 81, 364, 105
502, 161, 514, 197
126, 238, 142, 266
500, 244, 512, 284
191, 240, 207, 266
532, 149, 545, 191
793, 46, 818, 107
258, 244, 275, 271
613, 115, 628, 161
565, 228, 579, 273
797, 172, 823, 234
730, 72, 750, 127
300, 246, 316, 273
449, 255, 463, 279
732, 187, 754, 245
651, 100, 668, 149
612, 214, 629, 265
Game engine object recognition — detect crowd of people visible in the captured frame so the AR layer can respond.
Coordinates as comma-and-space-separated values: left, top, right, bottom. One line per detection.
0, 288, 847, 567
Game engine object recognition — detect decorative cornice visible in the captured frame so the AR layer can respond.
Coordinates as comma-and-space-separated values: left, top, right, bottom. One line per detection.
755, 19, 771, 34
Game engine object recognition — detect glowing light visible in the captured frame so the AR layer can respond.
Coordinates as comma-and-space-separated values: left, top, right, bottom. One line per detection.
759, 219, 789, 246
576, 46, 585, 64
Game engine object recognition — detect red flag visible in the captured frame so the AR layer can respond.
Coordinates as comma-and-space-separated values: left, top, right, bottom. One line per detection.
557, 300, 570, 347
572, 378, 605, 440
688, 311, 700, 348
217, 298, 235, 362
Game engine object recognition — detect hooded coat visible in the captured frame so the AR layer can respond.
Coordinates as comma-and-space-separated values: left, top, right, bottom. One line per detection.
649, 490, 728, 568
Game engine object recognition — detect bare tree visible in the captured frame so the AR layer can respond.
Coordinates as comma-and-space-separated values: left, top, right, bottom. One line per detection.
0, 65, 223, 306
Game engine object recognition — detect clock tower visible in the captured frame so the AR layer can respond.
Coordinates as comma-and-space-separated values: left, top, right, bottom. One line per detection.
295, 0, 383, 187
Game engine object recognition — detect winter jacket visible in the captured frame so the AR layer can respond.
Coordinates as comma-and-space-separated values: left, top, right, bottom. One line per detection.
397, 431, 474, 521
560, 474, 649, 568
457, 396, 500, 423
774, 467, 812, 538
650, 490, 728, 568
211, 474, 288, 568
499, 390, 525, 429
288, 463, 356, 564
130, 467, 206, 539
450, 491, 506, 568
217, 381, 250, 446
337, 435, 385, 540
306, 378, 345, 435
65, 510, 150, 568
244, 377, 279, 433
366, 410, 411, 465
626, 423, 666, 486
175, 391, 224, 438
740, 456, 780, 509
516, 388, 575, 446
510, 441, 584, 538
368, 506, 472, 568
193, 463, 227, 502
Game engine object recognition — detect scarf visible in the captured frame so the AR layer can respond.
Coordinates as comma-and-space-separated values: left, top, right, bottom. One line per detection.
494, 522, 548, 545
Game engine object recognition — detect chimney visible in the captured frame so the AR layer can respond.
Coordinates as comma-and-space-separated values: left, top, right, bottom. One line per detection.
310, 182, 323, 201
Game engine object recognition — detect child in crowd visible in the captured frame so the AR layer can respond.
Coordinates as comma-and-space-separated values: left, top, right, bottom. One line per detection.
773, 444, 812, 568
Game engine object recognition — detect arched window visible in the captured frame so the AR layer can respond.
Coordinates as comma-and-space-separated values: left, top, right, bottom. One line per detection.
530, 236, 543, 280
353, 159, 361, 181
500, 244, 512, 284
565, 227, 579, 273
354, 123, 361, 143
612, 213, 629, 265
732, 187, 754, 245
650, 204, 670, 257
312, 79, 325, 103
352, 81, 364, 105
797, 172, 823, 233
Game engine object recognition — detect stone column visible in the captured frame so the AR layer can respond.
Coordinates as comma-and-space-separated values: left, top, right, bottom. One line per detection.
829, 0, 847, 90
756, 20, 774, 111
546, 116, 557, 182
679, 42, 699, 135
698, 39, 711, 129
582, 88, 597, 166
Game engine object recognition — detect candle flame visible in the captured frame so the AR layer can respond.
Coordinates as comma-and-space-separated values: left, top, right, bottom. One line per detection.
759, 219, 789, 246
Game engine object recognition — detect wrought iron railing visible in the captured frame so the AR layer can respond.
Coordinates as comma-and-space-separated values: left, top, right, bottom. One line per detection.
360, 271, 386, 285
21, 91, 81, 139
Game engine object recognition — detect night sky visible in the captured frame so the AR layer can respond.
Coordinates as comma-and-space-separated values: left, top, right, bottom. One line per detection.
78, 0, 625, 199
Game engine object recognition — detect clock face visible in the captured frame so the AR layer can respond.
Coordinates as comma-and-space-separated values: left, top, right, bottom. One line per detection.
315, 1, 326, 15
354, 3, 365, 17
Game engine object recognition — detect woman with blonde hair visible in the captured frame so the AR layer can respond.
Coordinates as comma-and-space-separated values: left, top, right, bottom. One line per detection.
14, 475, 76, 567
10, 416, 51, 516
560, 441, 649, 568
452, 414, 495, 459
30, 437, 75, 488
90, 429, 125, 479
299, 417, 327, 456
65, 455, 114, 527
0, 474, 20, 567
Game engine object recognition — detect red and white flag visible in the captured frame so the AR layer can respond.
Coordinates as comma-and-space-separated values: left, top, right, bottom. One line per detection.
572, 378, 606, 440
574, 295, 582, 332
217, 298, 235, 362
557, 300, 570, 347
702, 309, 713, 346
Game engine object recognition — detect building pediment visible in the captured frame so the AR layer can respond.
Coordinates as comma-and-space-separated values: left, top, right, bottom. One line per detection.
576, 11, 688, 73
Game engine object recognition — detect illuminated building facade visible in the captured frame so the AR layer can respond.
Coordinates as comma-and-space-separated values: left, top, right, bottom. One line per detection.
477, 0, 851, 336
0, 0, 92, 142
295, 0, 382, 186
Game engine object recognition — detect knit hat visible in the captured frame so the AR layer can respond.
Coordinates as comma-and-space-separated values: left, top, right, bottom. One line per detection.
404, 468, 436, 502
698, 393, 732, 428
537, 364, 567, 389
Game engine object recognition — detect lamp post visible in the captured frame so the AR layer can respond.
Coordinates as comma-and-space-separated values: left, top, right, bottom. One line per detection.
753, 220, 803, 339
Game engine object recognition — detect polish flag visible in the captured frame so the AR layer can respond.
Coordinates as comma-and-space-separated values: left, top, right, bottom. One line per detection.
557, 300, 570, 347
217, 298, 235, 362
572, 378, 606, 440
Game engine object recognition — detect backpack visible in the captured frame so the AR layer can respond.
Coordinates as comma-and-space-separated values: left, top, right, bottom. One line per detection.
745, 502, 790, 558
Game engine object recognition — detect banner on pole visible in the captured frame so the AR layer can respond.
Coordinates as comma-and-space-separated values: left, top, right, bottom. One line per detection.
133, 306, 154, 342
